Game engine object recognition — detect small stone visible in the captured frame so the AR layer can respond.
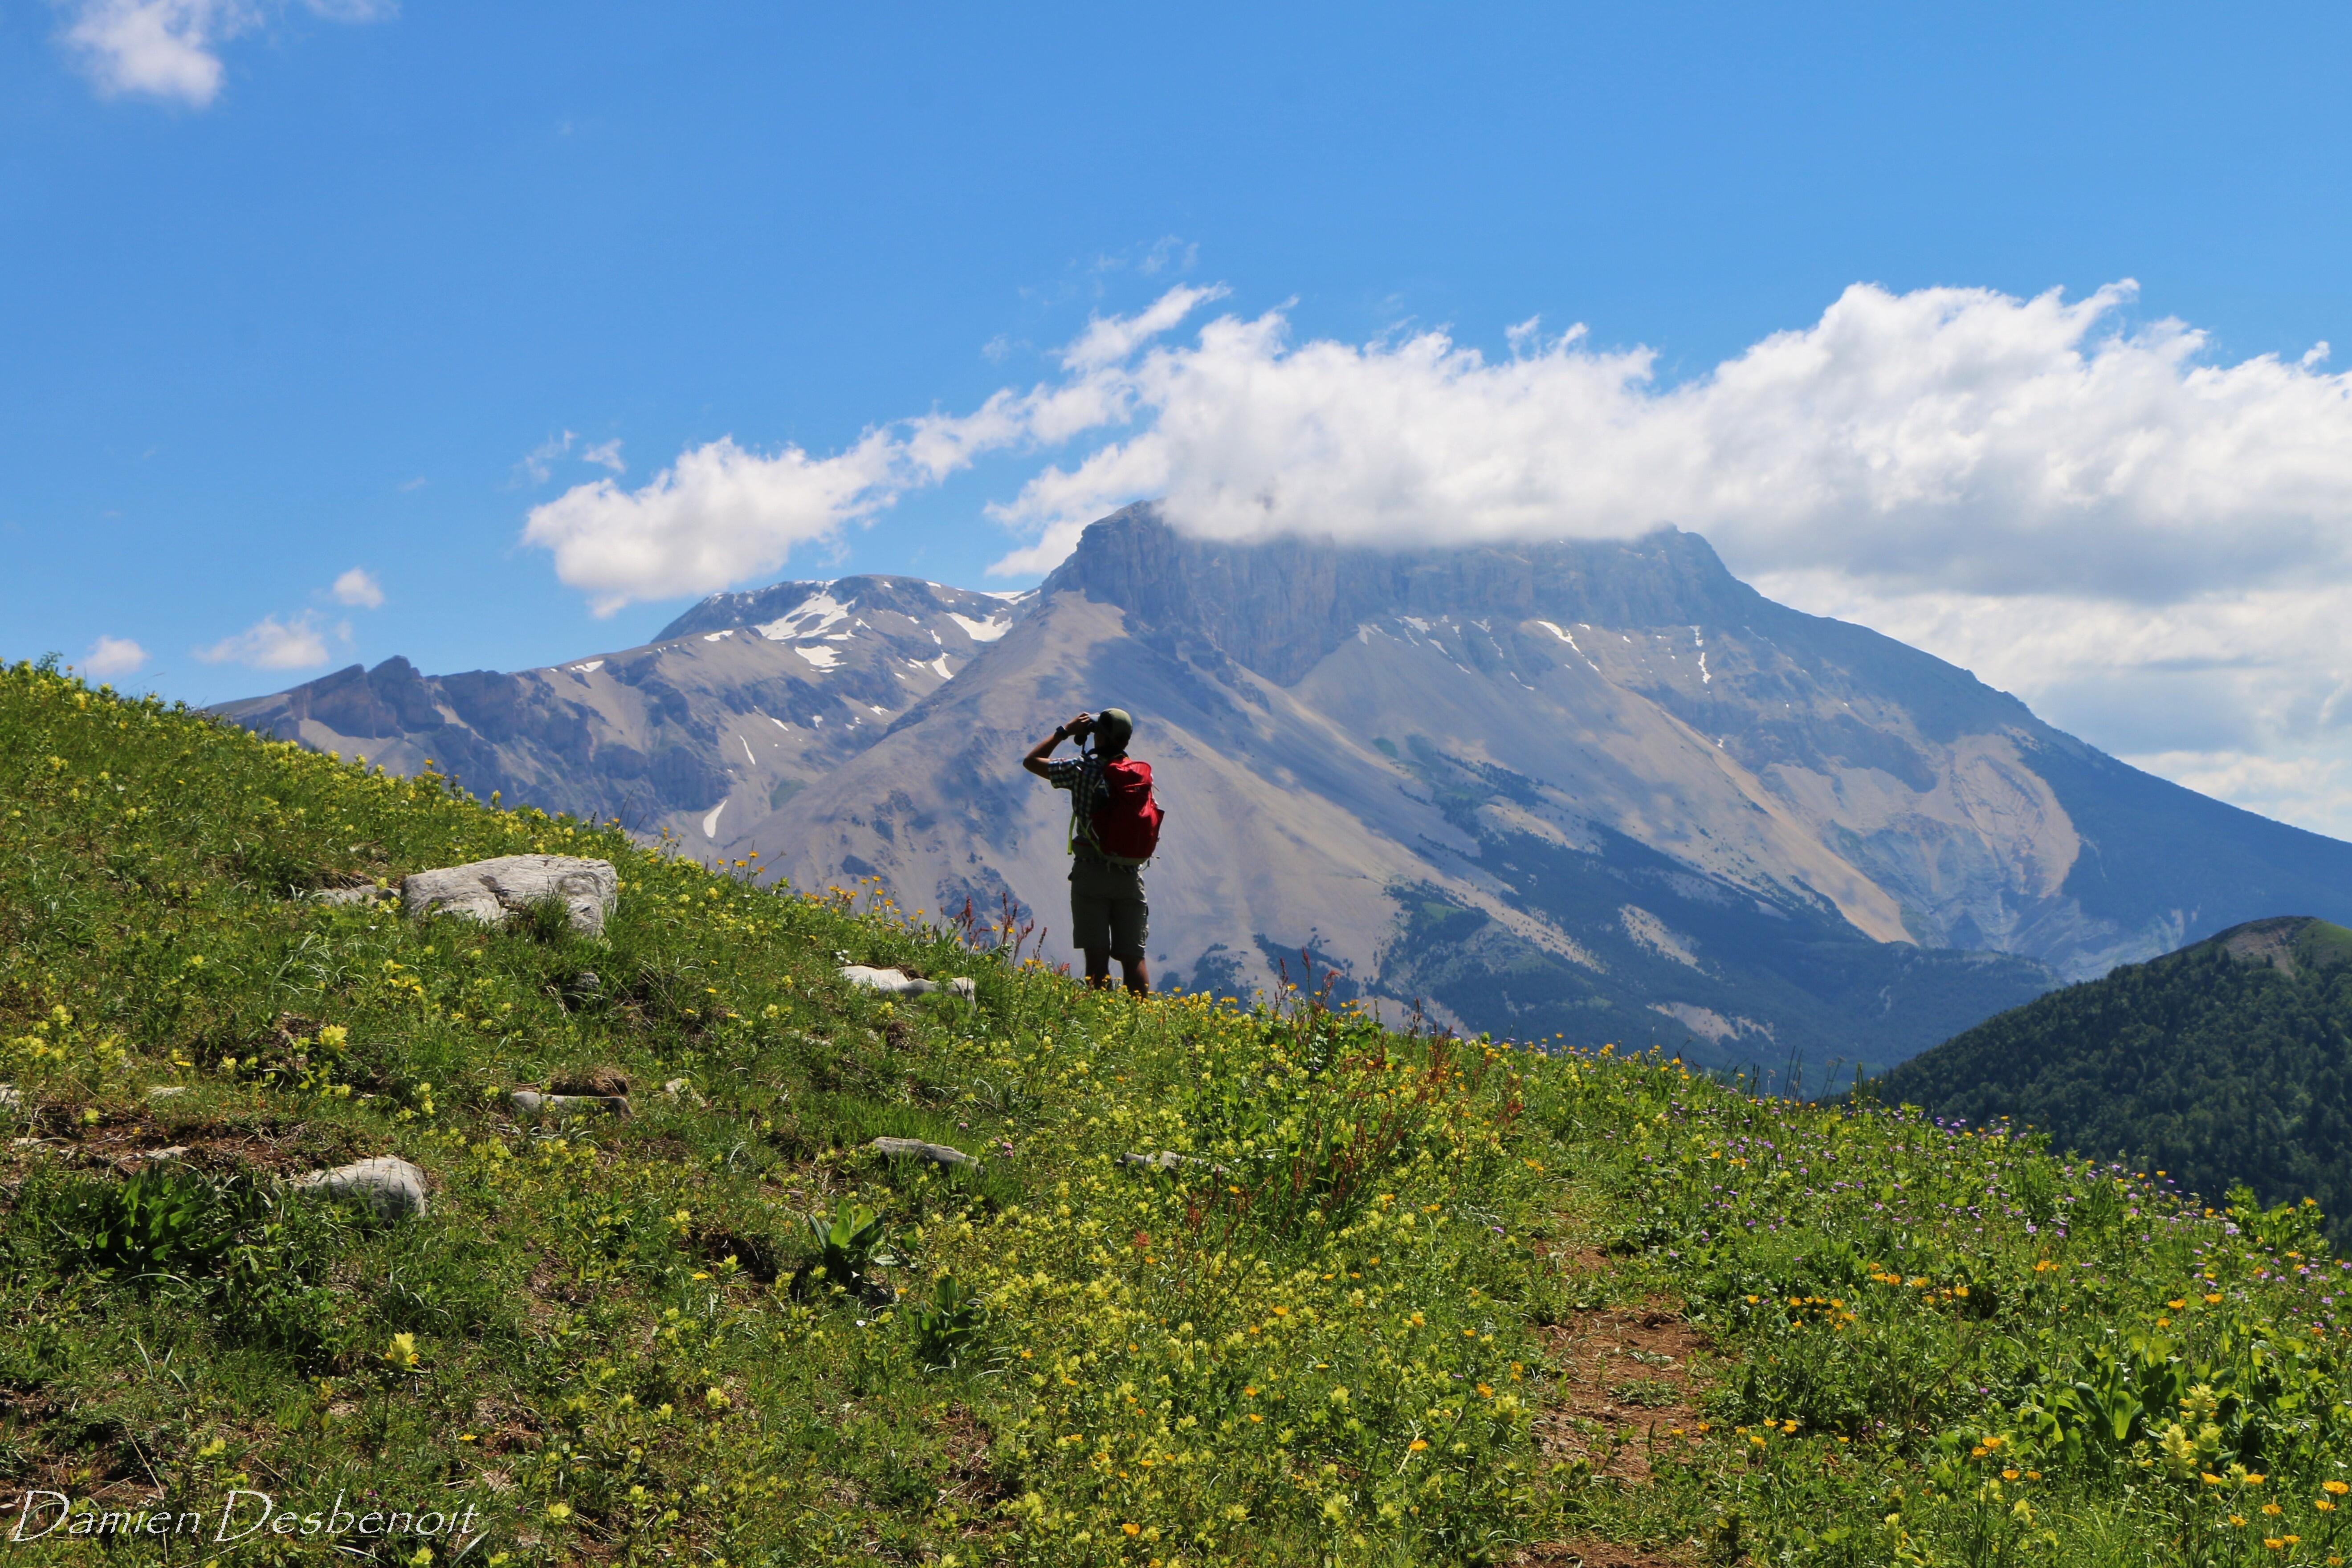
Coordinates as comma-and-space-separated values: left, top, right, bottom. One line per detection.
146, 1085, 189, 1101
312, 885, 388, 907
0, 1084, 20, 1112
294, 1155, 429, 1218
147, 1145, 190, 1161
868, 1136, 979, 1169
402, 855, 619, 937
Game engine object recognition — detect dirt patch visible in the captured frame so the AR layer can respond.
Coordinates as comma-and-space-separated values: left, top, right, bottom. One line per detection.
1533, 1305, 1710, 1482
6, 1106, 345, 1176
1511, 1539, 1691, 1568
551, 1066, 631, 1097
688, 1227, 788, 1284
933, 1403, 1009, 1514
1531, 1236, 1615, 1273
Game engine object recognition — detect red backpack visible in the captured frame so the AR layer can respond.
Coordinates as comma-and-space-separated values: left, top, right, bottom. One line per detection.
1085, 756, 1164, 866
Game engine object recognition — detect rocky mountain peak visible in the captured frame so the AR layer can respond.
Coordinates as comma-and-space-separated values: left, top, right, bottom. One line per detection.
1042, 504, 1765, 684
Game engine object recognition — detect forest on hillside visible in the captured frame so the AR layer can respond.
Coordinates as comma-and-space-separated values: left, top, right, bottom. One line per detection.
1877, 929, 2352, 1238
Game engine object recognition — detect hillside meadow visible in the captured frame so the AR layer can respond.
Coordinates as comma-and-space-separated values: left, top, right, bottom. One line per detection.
4, 656, 2352, 1565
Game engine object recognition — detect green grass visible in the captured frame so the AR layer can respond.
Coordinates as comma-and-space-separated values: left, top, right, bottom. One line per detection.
4, 657, 2352, 1565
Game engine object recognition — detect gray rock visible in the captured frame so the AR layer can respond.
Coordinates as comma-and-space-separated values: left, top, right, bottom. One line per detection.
146, 1085, 189, 1101
869, 1136, 979, 1169
312, 884, 389, 907
510, 1089, 631, 1117
402, 855, 618, 937
146, 1145, 190, 1161
946, 977, 978, 1000
0, 1084, 20, 1112
294, 1155, 429, 1218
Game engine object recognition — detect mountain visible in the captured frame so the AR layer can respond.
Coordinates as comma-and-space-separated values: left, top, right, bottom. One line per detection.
213, 575, 1027, 845
219, 506, 2352, 1073
1873, 916, 2352, 1233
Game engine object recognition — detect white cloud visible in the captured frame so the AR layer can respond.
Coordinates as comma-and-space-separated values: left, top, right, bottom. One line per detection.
83, 635, 148, 677
582, 438, 625, 474
517, 430, 576, 485
196, 611, 332, 670
53, 0, 393, 109
982, 281, 2352, 606
330, 566, 383, 607
1059, 284, 1230, 372
523, 432, 908, 615
520, 290, 1226, 613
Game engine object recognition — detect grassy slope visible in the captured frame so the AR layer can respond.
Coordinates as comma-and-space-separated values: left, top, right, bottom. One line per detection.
5, 659, 2352, 1566
1876, 925, 2352, 1246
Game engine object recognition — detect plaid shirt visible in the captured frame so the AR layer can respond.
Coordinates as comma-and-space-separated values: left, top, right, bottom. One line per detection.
1044, 754, 1113, 857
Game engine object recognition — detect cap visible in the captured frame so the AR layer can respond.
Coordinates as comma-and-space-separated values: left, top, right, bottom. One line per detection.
1092, 707, 1133, 752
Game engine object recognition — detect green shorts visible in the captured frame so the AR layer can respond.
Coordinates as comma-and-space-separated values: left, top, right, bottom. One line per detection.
1069, 854, 1148, 961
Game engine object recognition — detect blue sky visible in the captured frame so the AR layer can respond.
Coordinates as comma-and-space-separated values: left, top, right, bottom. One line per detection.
8, 3, 2352, 830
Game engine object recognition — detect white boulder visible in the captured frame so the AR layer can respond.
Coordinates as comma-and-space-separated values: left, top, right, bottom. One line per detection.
840, 966, 978, 999
294, 1155, 429, 1218
402, 855, 617, 937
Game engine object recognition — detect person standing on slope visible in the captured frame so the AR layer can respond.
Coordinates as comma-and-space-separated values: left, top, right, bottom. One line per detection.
1023, 707, 1164, 994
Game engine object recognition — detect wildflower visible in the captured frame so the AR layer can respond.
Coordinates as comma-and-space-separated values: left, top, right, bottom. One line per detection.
1122, 1523, 1141, 1535
383, 1333, 420, 1370
2327, 1482, 2350, 1495
545, 1502, 573, 1522
1407, 1440, 1428, 1452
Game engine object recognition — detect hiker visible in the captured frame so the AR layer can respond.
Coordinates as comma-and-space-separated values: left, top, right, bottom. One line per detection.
1023, 707, 1163, 994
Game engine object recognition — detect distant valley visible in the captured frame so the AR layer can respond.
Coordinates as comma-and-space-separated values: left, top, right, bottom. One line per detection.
220, 507, 2352, 1073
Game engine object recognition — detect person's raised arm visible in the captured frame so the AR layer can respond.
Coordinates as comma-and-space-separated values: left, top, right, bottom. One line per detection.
1023, 712, 1093, 778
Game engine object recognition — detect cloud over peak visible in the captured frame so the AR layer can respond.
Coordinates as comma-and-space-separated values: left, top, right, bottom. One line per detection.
524, 278, 2352, 607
